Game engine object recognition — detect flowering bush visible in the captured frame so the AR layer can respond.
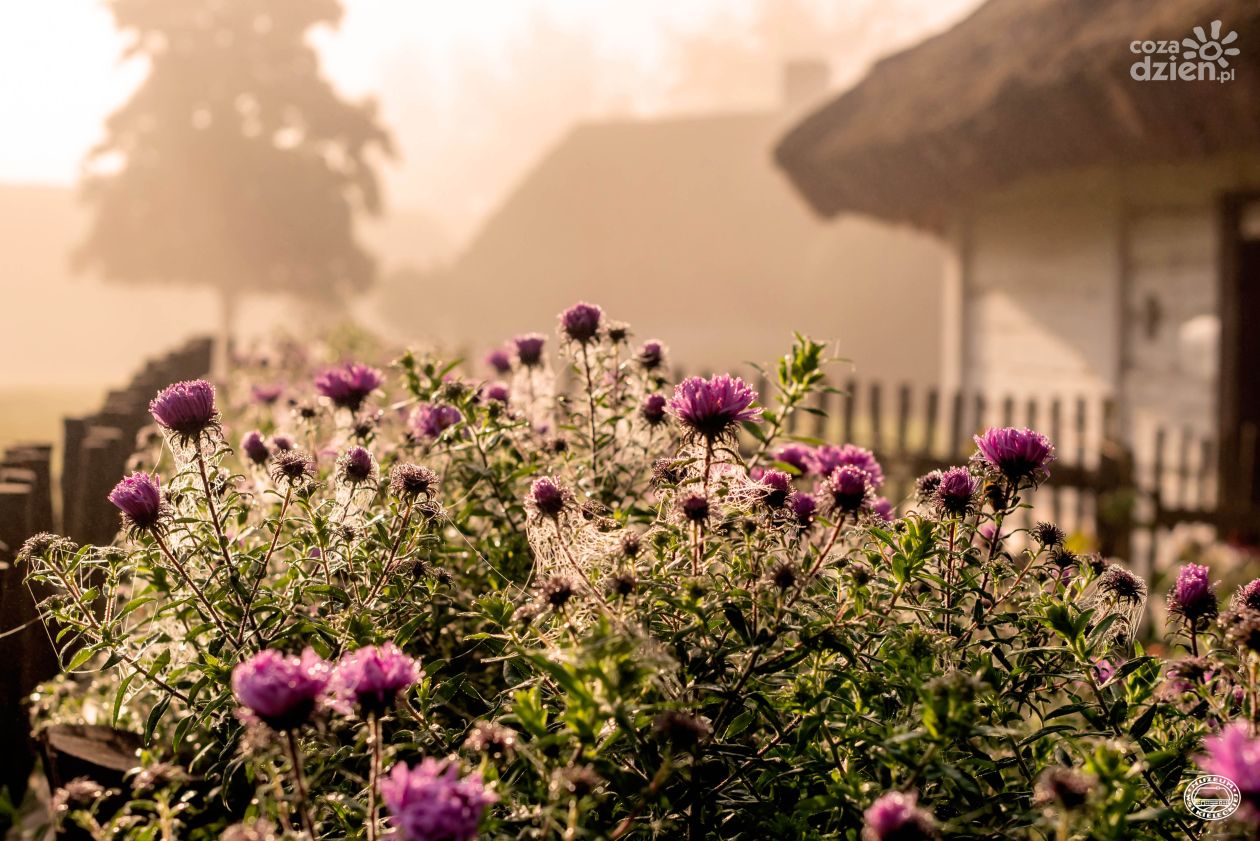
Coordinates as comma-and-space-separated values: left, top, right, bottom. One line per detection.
18, 305, 1260, 840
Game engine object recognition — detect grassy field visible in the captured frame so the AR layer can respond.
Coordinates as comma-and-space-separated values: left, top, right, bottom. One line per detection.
0, 385, 103, 453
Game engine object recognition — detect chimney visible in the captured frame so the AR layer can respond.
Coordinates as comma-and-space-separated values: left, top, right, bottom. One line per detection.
781, 59, 830, 113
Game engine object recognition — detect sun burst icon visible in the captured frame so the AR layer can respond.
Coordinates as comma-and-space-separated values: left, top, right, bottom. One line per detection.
1182, 20, 1240, 67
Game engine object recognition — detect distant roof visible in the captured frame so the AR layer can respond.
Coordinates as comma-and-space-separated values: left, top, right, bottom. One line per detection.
775, 0, 1260, 231
384, 111, 947, 382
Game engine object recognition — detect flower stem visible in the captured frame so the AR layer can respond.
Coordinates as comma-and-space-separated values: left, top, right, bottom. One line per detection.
153, 534, 240, 647
362, 499, 416, 605
286, 731, 317, 839
580, 344, 599, 477
367, 714, 382, 841
239, 483, 294, 640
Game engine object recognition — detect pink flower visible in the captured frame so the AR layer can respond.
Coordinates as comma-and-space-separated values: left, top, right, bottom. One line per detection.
231, 649, 331, 731
812, 444, 884, 489
862, 790, 935, 841
380, 759, 497, 841
973, 427, 1054, 482
315, 363, 383, 412
108, 473, 164, 531
1200, 720, 1260, 818
667, 375, 761, 441
332, 643, 421, 716
149, 380, 217, 438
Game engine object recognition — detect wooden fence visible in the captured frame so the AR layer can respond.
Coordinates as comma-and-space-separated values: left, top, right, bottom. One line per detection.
0, 336, 211, 809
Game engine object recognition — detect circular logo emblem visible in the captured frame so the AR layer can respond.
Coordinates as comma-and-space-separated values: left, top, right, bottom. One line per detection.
1184, 775, 1241, 821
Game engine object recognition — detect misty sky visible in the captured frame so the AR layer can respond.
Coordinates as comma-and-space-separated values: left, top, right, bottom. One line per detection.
3, 0, 980, 233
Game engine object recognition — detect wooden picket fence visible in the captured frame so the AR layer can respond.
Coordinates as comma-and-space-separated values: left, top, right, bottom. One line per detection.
0, 336, 211, 808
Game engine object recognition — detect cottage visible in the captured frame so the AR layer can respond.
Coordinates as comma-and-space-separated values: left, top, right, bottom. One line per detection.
776, 0, 1260, 514
377, 66, 946, 385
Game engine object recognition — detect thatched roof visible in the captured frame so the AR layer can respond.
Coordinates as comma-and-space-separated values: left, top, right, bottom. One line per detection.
775, 0, 1260, 231
376, 112, 947, 382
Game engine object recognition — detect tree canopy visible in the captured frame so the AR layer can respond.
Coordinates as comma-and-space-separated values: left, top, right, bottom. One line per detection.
76, 0, 393, 306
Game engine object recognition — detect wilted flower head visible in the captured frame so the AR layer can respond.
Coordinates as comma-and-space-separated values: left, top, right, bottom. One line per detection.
640, 393, 668, 426
771, 561, 797, 590
526, 476, 572, 519
412, 404, 463, 439
637, 340, 665, 370
52, 778, 106, 813
1234, 579, 1260, 613
1168, 563, 1218, 625
149, 379, 218, 438
231, 648, 331, 731
825, 465, 871, 514
1096, 564, 1148, 604
668, 375, 761, 441
1034, 521, 1066, 547
108, 473, 165, 532
540, 575, 576, 609
315, 363, 383, 412
271, 434, 294, 452
331, 643, 421, 717
678, 493, 710, 524
775, 444, 813, 476
17, 532, 76, 564
932, 466, 978, 517
915, 470, 944, 501
1034, 767, 1095, 810
973, 427, 1055, 483
336, 446, 377, 485
789, 491, 818, 529
862, 790, 936, 841
813, 444, 884, 490
270, 450, 316, 486
484, 347, 513, 374
1224, 609, 1260, 654
379, 759, 496, 841
513, 334, 546, 367
241, 430, 269, 465
559, 301, 603, 344
1199, 720, 1260, 815
389, 464, 439, 499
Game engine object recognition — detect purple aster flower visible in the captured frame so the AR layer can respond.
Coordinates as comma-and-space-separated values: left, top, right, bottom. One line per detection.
527, 477, 572, 519
315, 363, 384, 412
231, 649, 331, 731
149, 379, 218, 438
678, 493, 710, 523
667, 375, 761, 442
513, 334, 546, 367
759, 470, 792, 508
774, 444, 814, 476
1235, 579, 1260, 613
108, 473, 164, 532
973, 427, 1055, 483
1200, 720, 1260, 818
412, 404, 463, 439
241, 430, 269, 465
331, 643, 421, 717
379, 759, 497, 841
825, 465, 871, 514
271, 434, 294, 452
637, 340, 665, 370
1168, 563, 1218, 625
789, 492, 818, 529
484, 382, 510, 403
336, 446, 377, 485
812, 445, 884, 490
932, 466, 978, 517
485, 347, 512, 375
862, 790, 936, 841
870, 496, 894, 523
640, 393, 667, 426
559, 301, 603, 344
251, 384, 284, 405
1093, 658, 1117, 685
